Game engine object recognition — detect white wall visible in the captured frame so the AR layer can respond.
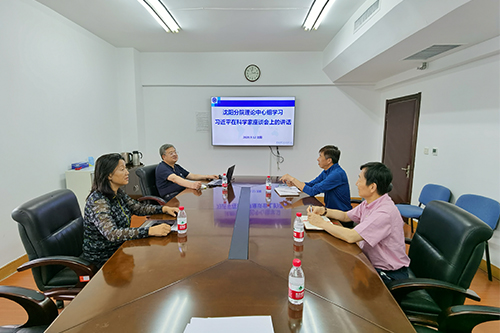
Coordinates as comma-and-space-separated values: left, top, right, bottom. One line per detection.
0, 0, 121, 267
380, 54, 500, 267
138, 52, 383, 194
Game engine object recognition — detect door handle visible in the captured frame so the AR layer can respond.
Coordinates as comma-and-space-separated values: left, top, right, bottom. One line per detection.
401, 165, 411, 178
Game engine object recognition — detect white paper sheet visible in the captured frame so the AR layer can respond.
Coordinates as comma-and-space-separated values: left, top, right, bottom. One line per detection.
183, 316, 274, 333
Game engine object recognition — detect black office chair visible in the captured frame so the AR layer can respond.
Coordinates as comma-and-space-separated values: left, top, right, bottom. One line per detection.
0, 285, 58, 333
135, 164, 167, 205
11, 189, 97, 304
388, 201, 493, 326
412, 305, 500, 333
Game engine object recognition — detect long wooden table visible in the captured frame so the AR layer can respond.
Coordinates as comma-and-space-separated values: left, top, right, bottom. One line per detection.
46, 176, 414, 332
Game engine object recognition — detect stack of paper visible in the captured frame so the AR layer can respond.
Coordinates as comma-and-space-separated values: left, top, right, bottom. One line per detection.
274, 186, 300, 196
183, 316, 274, 333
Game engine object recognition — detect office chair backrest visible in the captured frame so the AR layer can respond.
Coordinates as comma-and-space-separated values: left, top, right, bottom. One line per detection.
455, 194, 500, 230
408, 201, 492, 309
418, 184, 451, 206
136, 164, 160, 197
11, 189, 84, 291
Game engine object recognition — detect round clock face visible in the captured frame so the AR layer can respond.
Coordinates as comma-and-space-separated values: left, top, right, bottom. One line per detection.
245, 64, 260, 82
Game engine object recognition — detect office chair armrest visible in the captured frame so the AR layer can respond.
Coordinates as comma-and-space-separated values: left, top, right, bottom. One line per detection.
17, 256, 97, 286
411, 305, 500, 332
387, 278, 481, 303
42, 287, 82, 300
405, 237, 412, 244
350, 198, 363, 204
436, 305, 500, 333
0, 285, 58, 327
137, 195, 166, 206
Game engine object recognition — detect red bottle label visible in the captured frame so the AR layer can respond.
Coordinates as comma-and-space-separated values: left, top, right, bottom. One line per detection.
288, 288, 304, 300
293, 231, 304, 238
178, 223, 187, 231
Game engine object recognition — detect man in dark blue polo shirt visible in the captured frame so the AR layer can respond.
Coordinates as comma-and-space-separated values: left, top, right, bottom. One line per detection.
156, 144, 219, 200
280, 145, 351, 211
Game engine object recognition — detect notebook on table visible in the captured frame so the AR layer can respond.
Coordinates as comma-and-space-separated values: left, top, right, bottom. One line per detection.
207, 165, 235, 187
274, 185, 300, 197
141, 219, 176, 228
301, 215, 331, 230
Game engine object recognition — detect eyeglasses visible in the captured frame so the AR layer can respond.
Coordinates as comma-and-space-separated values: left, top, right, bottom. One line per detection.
166, 150, 178, 156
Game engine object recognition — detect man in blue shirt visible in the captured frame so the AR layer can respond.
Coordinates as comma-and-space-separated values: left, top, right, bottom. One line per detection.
280, 145, 351, 211
156, 144, 218, 200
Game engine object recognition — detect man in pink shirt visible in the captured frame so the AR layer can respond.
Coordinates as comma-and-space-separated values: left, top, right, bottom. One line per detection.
308, 162, 410, 284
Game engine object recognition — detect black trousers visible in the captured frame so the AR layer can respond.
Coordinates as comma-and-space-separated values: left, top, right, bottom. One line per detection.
376, 266, 409, 285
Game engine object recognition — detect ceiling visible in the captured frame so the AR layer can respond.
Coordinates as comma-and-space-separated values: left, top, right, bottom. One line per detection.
34, 0, 499, 83
34, 0, 366, 52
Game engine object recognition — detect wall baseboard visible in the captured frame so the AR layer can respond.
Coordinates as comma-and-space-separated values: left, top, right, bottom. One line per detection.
0, 255, 28, 282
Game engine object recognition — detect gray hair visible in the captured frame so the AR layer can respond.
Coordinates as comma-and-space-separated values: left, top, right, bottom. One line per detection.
159, 144, 175, 157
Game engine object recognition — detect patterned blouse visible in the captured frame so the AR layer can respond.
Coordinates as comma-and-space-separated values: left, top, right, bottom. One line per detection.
82, 189, 163, 268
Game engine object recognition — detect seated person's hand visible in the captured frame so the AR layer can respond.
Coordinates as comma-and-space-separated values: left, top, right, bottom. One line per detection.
307, 205, 325, 215
206, 174, 219, 180
279, 174, 294, 184
162, 206, 179, 217
280, 174, 295, 186
191, 181, 202, 190
307, 211, 329, 229
148, 223, 171, 237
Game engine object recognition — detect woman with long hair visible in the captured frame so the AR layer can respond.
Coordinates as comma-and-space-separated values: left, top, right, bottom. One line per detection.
82, 153, 178, 268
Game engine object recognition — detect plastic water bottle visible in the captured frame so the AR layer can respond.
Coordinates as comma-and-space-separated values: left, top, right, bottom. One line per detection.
293, 212, 304, 242
266, 175, 272, 187
177, 206, 187, 234
222, 173, 228, 186
288, 258, 305, 305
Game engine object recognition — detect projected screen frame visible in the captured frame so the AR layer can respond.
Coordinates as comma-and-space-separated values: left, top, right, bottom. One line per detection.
210, 96, 296, 147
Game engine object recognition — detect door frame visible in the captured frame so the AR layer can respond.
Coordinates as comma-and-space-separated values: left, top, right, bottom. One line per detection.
382, 92, 421, 204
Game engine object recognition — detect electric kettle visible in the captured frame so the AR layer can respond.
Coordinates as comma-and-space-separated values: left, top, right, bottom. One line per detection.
121, 152, 133, 165
132, 151, 143, 166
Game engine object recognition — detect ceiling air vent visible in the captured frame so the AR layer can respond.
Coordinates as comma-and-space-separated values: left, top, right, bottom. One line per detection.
404, 44, 462, 60
354, 0, 379, 32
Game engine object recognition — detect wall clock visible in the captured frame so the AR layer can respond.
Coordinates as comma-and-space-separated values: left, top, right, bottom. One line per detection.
244, 64, 261, 82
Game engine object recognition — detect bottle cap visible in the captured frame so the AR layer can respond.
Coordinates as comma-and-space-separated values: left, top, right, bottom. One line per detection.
296, 212, 302, 217
223, 173, 226, 176
293, 258, 301, 267
267, 176, 271, 178
179, 206, 184, 210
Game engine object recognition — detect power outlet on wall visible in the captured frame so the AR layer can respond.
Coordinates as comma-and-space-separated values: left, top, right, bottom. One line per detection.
424, 147, 429, 155
432, 147, 438, 156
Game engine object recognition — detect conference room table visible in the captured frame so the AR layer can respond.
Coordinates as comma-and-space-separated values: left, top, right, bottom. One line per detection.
46, 176, 415, 332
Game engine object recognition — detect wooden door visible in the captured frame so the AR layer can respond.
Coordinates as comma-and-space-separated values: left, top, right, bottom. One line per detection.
382, 93, 421, 204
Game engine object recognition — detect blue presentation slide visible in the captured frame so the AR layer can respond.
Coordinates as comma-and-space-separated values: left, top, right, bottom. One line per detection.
211, 96, 295, 146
